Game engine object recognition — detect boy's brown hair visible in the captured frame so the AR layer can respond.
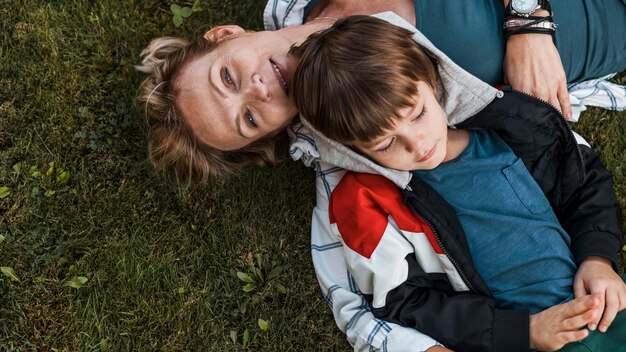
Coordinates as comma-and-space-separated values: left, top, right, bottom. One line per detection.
291, 15, 442, 144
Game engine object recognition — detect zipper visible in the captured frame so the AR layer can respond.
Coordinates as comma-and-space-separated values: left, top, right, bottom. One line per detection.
504, 87, 586, 181
403, 190, 477, 293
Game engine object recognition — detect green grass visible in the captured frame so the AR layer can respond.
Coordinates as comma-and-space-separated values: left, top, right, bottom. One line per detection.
0, 1, 344, 350
0, 1, 624, 351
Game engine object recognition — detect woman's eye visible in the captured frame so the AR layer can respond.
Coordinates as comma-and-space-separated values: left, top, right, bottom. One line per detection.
245, 110, 257, 128
223, 68, 235, 87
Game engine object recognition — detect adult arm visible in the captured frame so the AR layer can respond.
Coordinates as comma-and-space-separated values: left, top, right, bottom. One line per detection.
311, 162, 443, 351
501, 0, 572, 118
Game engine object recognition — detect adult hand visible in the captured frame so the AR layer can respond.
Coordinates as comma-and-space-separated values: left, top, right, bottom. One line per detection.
503, 33, 572, 119
574, 256, 626, 333
529, 293, 600, 351
425, 346, 453, 352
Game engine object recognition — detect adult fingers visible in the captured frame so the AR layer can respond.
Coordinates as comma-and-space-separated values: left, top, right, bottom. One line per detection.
598, 291, 619, 332
557, 81, 572, 120
548, 93, 561, 114
528, 84, 559, 114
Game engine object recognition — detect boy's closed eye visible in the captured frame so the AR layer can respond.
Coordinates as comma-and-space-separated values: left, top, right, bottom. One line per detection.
374, 108, 427, 153
377, 137, 395, 153
412, 107, 427, 122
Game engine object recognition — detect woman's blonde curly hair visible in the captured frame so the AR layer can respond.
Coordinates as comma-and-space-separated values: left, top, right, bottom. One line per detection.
136, 35, 289, 184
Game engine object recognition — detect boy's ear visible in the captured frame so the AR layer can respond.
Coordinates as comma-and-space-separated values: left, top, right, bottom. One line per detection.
203, 25, 245, 42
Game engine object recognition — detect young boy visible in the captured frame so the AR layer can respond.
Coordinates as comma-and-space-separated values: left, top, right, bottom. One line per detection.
291, 16, 626, 351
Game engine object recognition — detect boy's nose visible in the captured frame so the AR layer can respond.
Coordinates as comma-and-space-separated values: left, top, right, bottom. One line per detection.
405, 138, 421, 153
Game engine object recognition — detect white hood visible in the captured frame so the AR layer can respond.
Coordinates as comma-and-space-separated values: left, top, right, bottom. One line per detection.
296, 12, 501, 189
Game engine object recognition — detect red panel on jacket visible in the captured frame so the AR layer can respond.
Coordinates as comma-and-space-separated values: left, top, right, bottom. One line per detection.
329, 172, 444, 259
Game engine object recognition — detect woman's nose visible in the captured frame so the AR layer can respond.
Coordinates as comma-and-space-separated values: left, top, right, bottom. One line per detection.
247, 73, 271, 102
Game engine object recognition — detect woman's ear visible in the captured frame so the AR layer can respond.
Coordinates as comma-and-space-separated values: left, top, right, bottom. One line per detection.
203, 25, 245, 42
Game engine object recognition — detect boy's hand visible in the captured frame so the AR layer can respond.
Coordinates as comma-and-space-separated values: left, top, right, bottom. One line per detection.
530, 294, 601, 351
574, 256, 626, 332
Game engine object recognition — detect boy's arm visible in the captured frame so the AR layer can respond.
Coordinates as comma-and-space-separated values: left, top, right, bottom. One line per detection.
311, 164, 443, 351
559, 136, 623, 269
330, 172, 529, 352
558, 134, 625, 332
377, 270, 599, 352
366, 252, 528, 352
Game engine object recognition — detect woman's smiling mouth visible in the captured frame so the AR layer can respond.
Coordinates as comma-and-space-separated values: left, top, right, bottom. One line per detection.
270, 59, 289, 95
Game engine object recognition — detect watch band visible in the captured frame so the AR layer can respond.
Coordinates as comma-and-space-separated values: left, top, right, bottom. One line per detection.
503, 19, 557, 30
503, 1, 556, 41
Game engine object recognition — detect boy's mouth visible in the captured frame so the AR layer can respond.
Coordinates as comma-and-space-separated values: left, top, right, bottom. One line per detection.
418, 145, 436, 162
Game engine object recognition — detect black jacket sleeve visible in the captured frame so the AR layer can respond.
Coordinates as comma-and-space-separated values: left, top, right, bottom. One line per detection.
557, 142, 624, 270
369, 254, 529, 352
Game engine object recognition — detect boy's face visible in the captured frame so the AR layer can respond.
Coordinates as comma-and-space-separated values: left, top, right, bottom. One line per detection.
353, 82, 448, 171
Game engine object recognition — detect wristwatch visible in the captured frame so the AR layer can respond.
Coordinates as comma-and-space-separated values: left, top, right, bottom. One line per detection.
505, 0, 552, 18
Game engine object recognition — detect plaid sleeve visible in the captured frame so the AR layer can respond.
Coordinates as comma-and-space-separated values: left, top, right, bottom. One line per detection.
311, 161, 441, 351
263, 0, 310, 30
568, 73, 626, 122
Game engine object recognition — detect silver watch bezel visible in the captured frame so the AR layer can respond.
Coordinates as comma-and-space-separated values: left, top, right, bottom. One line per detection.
511, 0, 541, 16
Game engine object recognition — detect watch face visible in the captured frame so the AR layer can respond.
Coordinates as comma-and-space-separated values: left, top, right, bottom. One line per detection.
512, 0, 538, 14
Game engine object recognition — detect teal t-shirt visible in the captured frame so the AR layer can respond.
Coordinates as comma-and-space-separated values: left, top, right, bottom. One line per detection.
413, 0, 626, 85
305, 0, 626, 84
412, 130, 576, 313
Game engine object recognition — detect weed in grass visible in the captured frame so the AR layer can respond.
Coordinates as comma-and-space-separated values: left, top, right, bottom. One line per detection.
1, 266, 21, 282
170, 1, 202, 27
236, 251, 287, 298
64, 275, 88, 289
0, 187, 10, 198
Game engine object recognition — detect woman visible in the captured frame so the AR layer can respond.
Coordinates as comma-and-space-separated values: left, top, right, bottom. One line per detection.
136, 1, 626, 350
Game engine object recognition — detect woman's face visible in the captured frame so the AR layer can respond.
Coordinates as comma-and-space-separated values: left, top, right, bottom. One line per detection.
176, 26, 301, 151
